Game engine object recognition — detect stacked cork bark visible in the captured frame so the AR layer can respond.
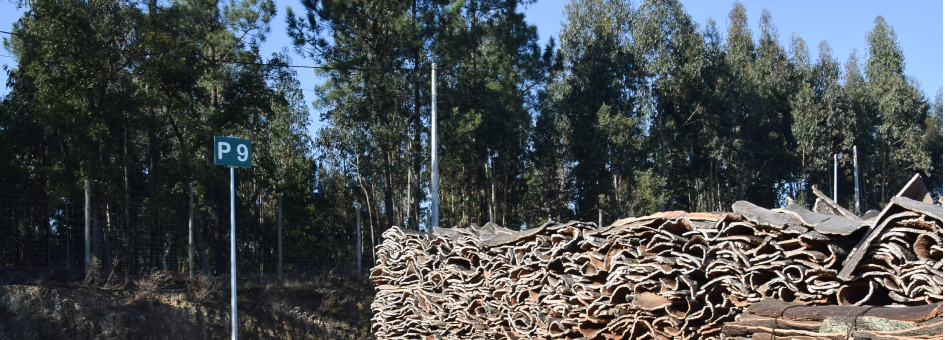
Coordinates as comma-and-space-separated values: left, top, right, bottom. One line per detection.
370, 174, 942, 340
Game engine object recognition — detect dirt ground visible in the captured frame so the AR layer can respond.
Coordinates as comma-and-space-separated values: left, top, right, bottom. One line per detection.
0, 270, 375, 340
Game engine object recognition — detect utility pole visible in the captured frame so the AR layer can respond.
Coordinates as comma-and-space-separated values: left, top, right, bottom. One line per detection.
277, 193, 282, 281
189, 183, 194, 281
833, 153, 839, 203
853, 146, 861, 213
431, 63, 439, 228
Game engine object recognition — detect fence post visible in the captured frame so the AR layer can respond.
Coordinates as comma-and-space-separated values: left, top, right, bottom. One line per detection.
355, 202, 361, 276
277, 193, 282, 281
85, 180, 91, 277
189, 183, 194, 281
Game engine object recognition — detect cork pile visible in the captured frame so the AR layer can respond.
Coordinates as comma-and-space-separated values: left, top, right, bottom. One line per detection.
370, 174, 942, 340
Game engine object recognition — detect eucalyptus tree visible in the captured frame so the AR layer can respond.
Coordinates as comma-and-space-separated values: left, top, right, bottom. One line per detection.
633, 0, 709, 213
838, 50, 884, 209
791, 39, 858, 207
287, 0, 424, 232
521, 37, 573, 227
922, 90, 943, 198
715, 4, 797, 208
550, 0, 643, 221
433, 0, 544, 227
864, 16, 931, 205
693, 18, 730, 212
748, 9, 797, 207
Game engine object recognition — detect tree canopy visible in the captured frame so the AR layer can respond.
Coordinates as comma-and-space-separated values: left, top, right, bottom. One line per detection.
1, 0, 940, 273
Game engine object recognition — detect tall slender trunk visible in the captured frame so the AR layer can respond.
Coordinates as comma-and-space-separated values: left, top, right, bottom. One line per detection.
410, 0, 422, 231
254, 178, 262, 275
490, 160, 496, 224
689, 145, 696, 212
147, 109, 161, 273
150, 212, 160, 272
196, 216, 211, 275
213, 190, 226, 276
376, 75, 396, 229
45, 204, 52, 266
382, 149, 395, 228
406, 163, 413, 229
354, 158, 377, 266
660, 109, 667, 212
92, 198, 104, 268
881, 148, 886, 204
503, 154, 509, 226
12, 209, 20, 266
478, 157, 488, 225
123, 125, 130, 273
104, 203, 112, 271
92, 153, 104, 267
209, 44, 227, 276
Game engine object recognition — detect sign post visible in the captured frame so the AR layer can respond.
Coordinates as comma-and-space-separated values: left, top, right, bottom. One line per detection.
214, 136, 252, 340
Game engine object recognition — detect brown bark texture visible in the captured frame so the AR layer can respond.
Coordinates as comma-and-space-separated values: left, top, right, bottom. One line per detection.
370, 174, 942, 339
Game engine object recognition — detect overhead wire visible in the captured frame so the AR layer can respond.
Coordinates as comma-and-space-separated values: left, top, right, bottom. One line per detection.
0, 30, 422, 73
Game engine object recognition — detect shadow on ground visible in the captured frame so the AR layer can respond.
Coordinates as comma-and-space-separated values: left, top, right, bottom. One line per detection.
0, 268, 374, 340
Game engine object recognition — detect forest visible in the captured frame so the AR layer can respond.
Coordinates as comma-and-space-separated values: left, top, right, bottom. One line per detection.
0, 0, 940, 274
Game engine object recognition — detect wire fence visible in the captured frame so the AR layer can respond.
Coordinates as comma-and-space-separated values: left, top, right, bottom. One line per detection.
0, 196, 361, 285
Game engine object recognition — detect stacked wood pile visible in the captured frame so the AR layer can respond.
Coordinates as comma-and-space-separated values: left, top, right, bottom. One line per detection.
370, 174, 942, 339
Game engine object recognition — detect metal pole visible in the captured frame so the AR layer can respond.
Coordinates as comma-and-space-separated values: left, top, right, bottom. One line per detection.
355, 202, 361, 275
833, 153, 838, 202
85, 180, 90, 278
431, 63, 439, 228
230, 167, 237, 340
598, 209, 602, 228
189, 183, 194, 281
277, 193, 282, 281
853, 146, 861, 213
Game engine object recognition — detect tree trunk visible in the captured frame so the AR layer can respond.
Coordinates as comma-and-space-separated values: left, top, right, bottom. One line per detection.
503, 155, 509, 226
92, 196, 103, 267
213, 191, 226, 276
149, 212, 161, 272
478, 159, 489, 225
123, 125, 130, 273
382, 149, 395, 229
104, 203, 112, 271
196, 216, 211, 275
406, 163, 413, 229
660, 108, 667, 212
411, 0, 422, 231
690, 145, 697, 212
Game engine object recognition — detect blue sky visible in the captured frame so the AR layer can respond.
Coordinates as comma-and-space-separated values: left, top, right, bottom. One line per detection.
0, 0, 941, 134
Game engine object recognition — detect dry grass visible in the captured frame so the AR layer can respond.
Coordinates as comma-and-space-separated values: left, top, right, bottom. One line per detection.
134, 270, 176, 297
187, 272, 224, 303
0, 269, 375, 339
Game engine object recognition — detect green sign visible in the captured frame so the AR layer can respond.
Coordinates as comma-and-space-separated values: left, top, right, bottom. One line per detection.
214, 136, 252, 168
